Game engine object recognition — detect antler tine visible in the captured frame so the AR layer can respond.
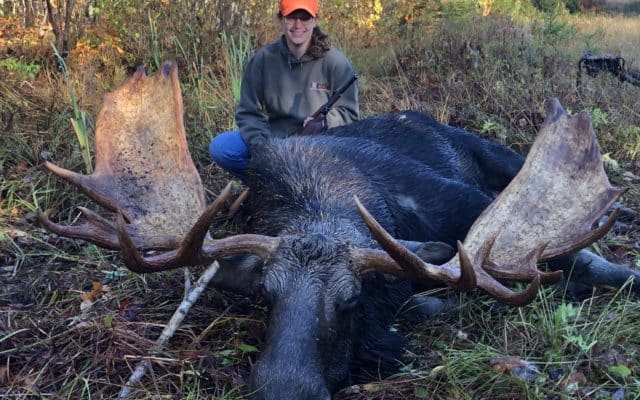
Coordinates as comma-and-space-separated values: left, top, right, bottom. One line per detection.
115, 184, 282, 273
114, 183, 230, 272
454, 240, 478, 291
37, 206, 182, 251
350, 247, 407, 277
38, 208, 120, 250
461, 237, 548, 306
117, 212, 156, 273
73, 206, 183, 250
43, 160, 133, 221
540, 205, 625, 261
464, 99, 624, 283
354, 195, 544, 305
353, 195, 477, 288
228, 188, 250, 219
77, 207, 117, 231
479, 273, 541, 307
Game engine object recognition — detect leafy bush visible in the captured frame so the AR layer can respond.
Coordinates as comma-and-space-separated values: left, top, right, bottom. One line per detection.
0, 57, 41, 79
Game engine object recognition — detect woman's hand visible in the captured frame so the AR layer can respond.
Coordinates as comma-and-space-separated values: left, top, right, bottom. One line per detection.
301, 115, 325, 135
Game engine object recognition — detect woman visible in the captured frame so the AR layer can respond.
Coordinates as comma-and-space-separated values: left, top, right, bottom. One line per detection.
209, 0, 359, 181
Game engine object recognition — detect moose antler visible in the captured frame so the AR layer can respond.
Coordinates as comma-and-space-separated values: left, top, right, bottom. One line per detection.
39, 61, 206, 245
355, 99, 625, 306
38, 61, 280, 271
38, 62, 623, 307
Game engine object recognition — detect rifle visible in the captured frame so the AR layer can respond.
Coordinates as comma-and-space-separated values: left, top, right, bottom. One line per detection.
294, 73, 358, 135
576, 51, 640, 88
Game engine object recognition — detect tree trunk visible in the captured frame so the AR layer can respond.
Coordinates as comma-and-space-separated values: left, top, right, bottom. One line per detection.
45, 0, 76, 57
22, 0, 36, 27
45, 0, 64, 53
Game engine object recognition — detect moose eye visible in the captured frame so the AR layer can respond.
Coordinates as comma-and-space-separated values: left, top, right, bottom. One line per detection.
260, 285, 275, 305
336, 295, 359, 314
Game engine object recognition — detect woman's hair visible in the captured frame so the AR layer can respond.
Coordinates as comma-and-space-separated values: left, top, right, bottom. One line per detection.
308, 26, 331, 58
278, 12, 331, 58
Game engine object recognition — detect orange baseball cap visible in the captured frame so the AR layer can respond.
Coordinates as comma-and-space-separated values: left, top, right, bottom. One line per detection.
279, 0, 318, 17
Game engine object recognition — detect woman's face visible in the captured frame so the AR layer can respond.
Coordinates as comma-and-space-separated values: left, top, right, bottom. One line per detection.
280, 10, 316, 54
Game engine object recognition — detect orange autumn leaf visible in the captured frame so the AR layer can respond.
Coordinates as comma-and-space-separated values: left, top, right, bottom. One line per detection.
80, 281, 104, 302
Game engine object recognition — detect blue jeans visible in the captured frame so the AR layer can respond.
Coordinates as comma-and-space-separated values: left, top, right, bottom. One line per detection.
209, 130, 250, 182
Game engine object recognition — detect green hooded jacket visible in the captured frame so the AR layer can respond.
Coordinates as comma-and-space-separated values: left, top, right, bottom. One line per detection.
237, 36, 359, 147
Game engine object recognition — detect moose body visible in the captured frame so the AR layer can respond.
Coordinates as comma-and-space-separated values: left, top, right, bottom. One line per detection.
224, 111, 635, 398
241, 114, 520, 397
39, 62, 639, 400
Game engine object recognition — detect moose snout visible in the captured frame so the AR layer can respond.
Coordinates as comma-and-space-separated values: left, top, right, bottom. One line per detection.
251, 361, 331, 400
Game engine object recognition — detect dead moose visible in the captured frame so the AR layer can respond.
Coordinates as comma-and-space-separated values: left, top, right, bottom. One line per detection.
38, 61, 640, 399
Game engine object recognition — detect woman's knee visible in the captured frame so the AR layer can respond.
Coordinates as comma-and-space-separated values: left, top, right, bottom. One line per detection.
209, 131, 249, 164
208, 136, 225, 164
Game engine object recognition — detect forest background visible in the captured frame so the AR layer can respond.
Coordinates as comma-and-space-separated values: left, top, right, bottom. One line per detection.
1, 0, 640, 398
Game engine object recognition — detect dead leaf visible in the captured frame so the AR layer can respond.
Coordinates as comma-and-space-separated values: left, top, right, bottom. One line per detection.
15, 373, 38, 391
80, 281, 104, 302
7, 228, 28, 238
490, 356, 540, 382
7, 160, 28, 179
118, 299, 143, 321
560, 371, 587, 391
80, 299, 94, 312
74, 321, 93, 329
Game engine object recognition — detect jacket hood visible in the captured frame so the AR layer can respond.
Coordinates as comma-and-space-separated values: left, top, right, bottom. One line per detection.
278, 36, 315, 68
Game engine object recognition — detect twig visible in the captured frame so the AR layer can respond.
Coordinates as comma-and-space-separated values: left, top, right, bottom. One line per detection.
228, 188, 250, 219
118, 261, 221, 398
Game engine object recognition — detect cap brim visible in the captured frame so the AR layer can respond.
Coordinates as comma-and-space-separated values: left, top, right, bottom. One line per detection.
281, 7, 317, 17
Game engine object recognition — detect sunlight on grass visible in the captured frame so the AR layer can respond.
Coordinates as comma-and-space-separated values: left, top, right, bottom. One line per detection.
571, 13, 640, 62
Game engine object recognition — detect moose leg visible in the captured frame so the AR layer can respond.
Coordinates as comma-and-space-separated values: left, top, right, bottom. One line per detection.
401, 295, 458, 322
397, 240, 459, 320
547, 249, 640, 298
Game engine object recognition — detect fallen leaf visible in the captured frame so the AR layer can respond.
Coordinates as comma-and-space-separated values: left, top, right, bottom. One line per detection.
560, 371, 587, 392
80, 281, 104, 302
80, 299, 94, 312
7, 160, 29, 179
490, 356, 540, 382
118, 299, 143, 321
74, 321, 93, 329
7, 228, 28, 238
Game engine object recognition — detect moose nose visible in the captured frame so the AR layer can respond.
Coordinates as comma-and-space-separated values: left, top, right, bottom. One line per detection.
251, 362, 331, 400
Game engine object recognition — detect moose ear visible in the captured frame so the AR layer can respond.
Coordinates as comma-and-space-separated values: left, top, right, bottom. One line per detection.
212, 254, 264, 295
413, 242, 456, 265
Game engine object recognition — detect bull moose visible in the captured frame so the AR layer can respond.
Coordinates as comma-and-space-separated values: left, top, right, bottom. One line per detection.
38, 61, 639, 399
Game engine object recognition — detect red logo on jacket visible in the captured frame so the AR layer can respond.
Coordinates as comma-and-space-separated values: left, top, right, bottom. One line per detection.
310, 82, 329, 90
